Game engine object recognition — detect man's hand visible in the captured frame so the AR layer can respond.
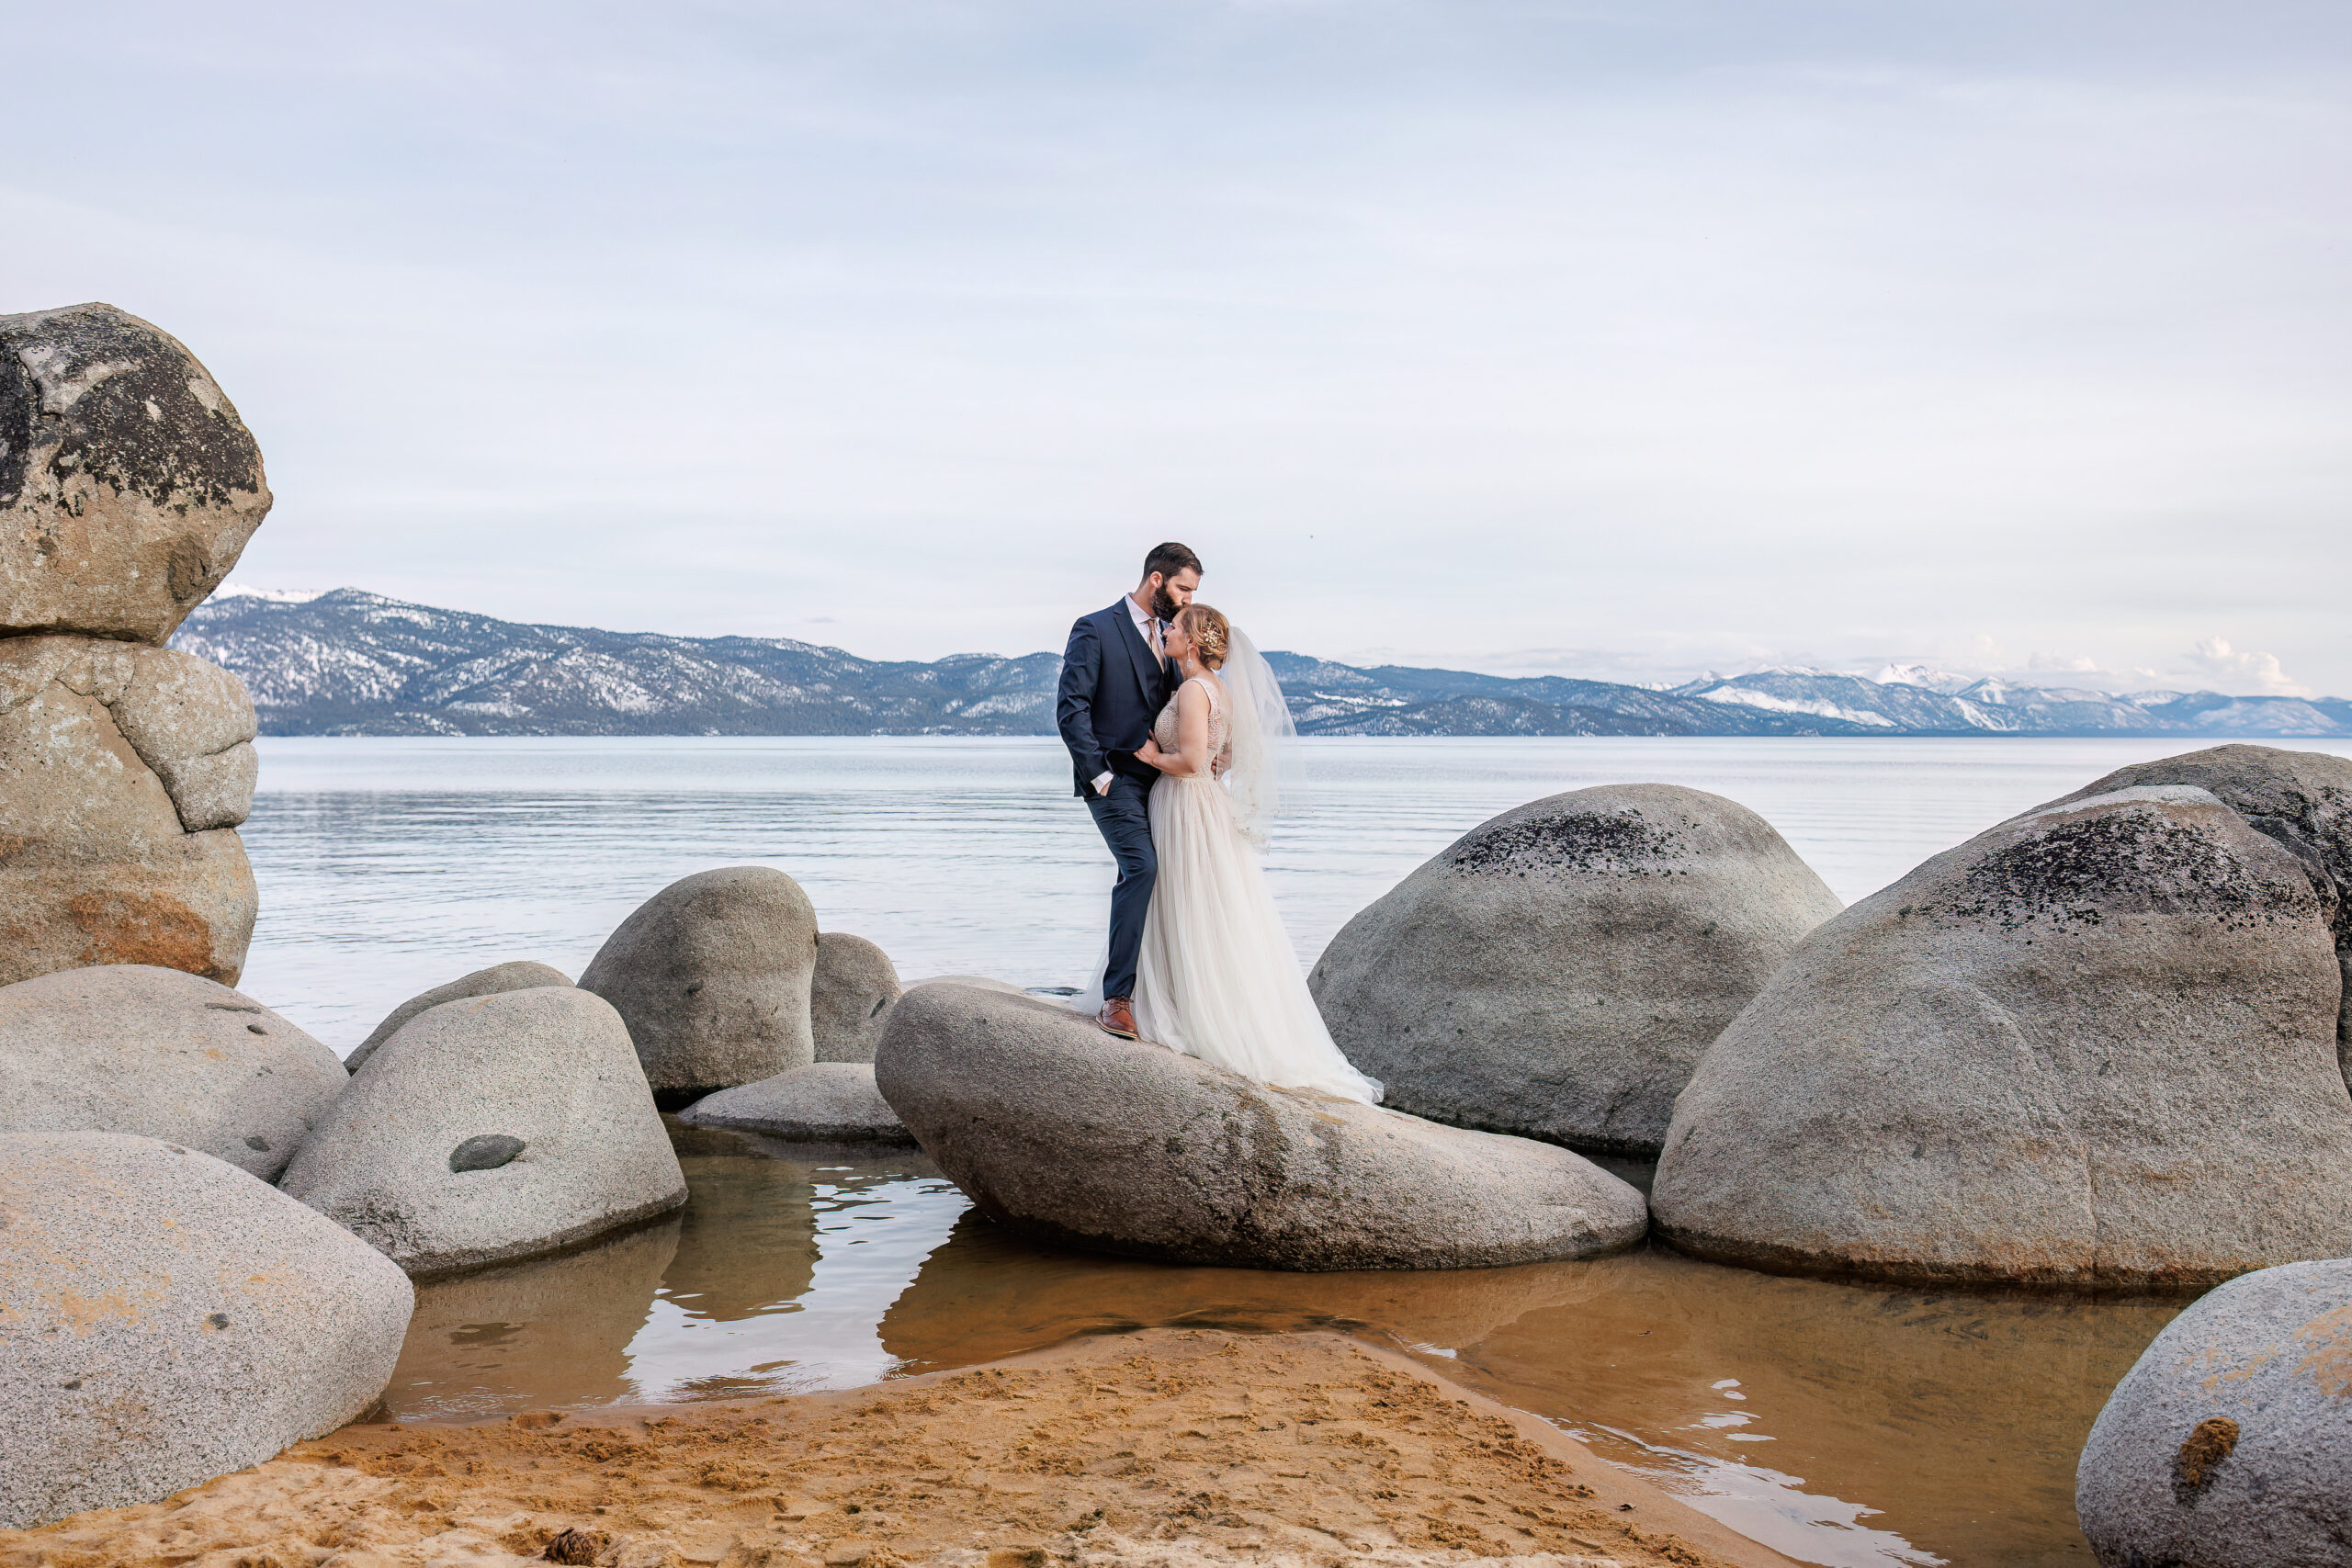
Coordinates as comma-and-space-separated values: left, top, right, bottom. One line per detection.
1091, 771, 1114, 796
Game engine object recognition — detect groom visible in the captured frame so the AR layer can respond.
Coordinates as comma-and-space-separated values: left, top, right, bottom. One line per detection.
1057, 542, 1202, 1040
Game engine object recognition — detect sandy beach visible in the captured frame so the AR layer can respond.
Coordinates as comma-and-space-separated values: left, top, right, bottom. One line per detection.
1, 1329, 1792, 1568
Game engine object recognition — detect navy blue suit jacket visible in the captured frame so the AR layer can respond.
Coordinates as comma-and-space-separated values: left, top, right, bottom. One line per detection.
1057, 600, 1180, 797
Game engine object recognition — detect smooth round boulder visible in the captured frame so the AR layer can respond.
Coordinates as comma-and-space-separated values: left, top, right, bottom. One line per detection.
677, 1062, 914, 1143
345, 959, 574, 1071
0, 303, 271, 644
811, 931, 900, 1063
875, 982, 1648, 1270
0, 964, 344, 1180
1653, 785, 2352, 1290
579, 866, 819, 1098
1309, 783, 1842, 1156
0, 1132, 413, 1529
2034, 744, 2352, 1066
279, 987, 687, 1275
0, 636, 259, 987
2077, 1259, 2352, 1565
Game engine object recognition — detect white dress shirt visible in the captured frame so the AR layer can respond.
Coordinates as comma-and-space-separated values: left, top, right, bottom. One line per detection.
1092, 593, 1164, 795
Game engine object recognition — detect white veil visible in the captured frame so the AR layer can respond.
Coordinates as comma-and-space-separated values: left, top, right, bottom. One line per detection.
1217, 625, 1306, 851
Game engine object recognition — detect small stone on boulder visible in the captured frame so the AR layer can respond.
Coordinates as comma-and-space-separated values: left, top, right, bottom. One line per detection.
279, 987, 686, 1274
580, 866, 819, 1099
678, 1062, 914, 1143
2076, 1259, 2352, 1565
812, 932, 900, 1063
0, 1132, 412, 1529
0, 964, 344, 1180
1310, 783, 1841, 1156
0, 303, 272, 644
345, 959, 573, 1071
876, 982, 1647, 1270
1652, 785, 2352, 1289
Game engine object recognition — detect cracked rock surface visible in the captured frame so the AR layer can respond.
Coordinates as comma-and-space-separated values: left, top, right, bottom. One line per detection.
1652, 784, 2352, 1290
876, 981, 1647, 1270
0, 303, 270, 645
0, 633, 259, 987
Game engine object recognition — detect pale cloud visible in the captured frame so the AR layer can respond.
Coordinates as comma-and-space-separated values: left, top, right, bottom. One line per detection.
2186, 637, 2312, 697
1, 1, 2346, 692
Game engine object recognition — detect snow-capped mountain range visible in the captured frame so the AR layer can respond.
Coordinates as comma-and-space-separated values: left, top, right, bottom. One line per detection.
172, 588, 2352, 739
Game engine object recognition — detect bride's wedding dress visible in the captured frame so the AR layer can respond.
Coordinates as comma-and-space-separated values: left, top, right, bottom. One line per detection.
1108, 657, 1382, 1105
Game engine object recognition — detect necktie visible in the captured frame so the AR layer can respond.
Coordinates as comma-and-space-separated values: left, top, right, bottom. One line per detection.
1148, 617, 1165, 668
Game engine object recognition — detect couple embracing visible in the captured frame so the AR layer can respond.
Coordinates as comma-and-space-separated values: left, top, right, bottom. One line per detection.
1055, 542, 1380, 1105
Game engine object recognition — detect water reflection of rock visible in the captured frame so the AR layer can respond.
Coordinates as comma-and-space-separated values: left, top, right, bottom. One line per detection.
381, 1217, 681, 1418
1455, 1247, 2188, 1568
878, 1211, 1608, 1369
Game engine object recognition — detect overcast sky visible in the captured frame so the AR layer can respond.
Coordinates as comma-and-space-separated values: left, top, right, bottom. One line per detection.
6, 1, 2346, 693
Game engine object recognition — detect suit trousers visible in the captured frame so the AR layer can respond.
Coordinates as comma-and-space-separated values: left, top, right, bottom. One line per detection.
1086, 772, 1158, 1001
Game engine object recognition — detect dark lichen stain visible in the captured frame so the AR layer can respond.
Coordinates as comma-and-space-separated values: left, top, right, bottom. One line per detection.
204, 1312, 231, 1331
2172, 1415, 2238, 1506
1942, 813, 2315, 933
243, 1135, 270, 1152
1448, 807, 1689, 880
448, 1134, 526, 1173
0, 305, 264, 545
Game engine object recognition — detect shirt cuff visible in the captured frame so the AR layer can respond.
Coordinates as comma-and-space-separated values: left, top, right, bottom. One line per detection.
1091, 771, 1114, 795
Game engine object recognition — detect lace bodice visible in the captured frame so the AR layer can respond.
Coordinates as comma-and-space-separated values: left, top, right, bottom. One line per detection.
1152, 674, 1229, 773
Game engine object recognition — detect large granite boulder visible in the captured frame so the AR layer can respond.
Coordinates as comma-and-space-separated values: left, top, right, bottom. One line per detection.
580, 866, 819, 1099
279, 987, 686, 1275
0, 1132, 412, 1529
1, 303, 270, 644
677, 1062, 914, 1143
876, 981, 1647, 1270
345, 958, 573, 1071
0, 964, 344, 1180
2077, 1259, 2352, 1565
812, 931, 900, 1063
2035, 744, 2352, 1068
1309, 783, 1842, 1156
1652, 785, 2352, 1289
0, 634, 258, 987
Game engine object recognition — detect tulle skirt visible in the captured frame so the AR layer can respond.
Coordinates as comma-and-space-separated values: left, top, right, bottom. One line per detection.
1125, 774, 1382, 1104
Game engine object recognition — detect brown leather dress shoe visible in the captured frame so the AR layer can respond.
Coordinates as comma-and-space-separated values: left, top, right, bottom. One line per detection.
1098, 996, 1140, 1040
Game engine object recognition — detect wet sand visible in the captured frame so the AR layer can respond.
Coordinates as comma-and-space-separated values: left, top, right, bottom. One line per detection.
2, 1329, 1796, 1568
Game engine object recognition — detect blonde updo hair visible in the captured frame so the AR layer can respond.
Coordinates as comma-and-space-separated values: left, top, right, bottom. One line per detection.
1177, 604, 1230, 671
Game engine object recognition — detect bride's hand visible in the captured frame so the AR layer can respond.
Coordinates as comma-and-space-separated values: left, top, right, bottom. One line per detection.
1136, 739, 1163, 768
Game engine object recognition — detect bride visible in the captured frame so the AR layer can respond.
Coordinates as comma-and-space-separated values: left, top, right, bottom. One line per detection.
1082, 603, 1381, 1105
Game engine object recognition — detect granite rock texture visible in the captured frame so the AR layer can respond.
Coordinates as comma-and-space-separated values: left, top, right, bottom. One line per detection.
811, 932, 900, 1064
0, 633, 258, 987
0, 964, 344, 1181
0, 1132, 412, 1529
0, 303, 270, 644
876, 981, 1648, 1270
1652, 785, 2352, 1289
345, 959, 573, 1072
2076, 1259, 2352, 1566
580, 866, 819, 1097
279, 987, 686, 1275
677, 1062, 914, 1143
1310, 783, 1841, 1156
2034, 743, 2352, 1071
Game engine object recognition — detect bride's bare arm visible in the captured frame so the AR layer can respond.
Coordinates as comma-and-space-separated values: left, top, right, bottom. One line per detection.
1136, 683, 1213, 776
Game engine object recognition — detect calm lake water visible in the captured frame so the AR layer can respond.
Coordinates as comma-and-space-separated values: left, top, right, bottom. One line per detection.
239, 735, 2352, 1568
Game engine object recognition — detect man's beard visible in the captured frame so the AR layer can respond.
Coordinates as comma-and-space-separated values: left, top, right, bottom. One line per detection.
1150, 584, 1182, 620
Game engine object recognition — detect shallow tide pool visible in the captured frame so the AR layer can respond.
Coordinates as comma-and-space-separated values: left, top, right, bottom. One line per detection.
244, 736, 2285, 1568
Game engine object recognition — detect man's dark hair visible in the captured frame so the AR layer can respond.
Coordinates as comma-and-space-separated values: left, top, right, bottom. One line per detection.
1143, 541, 1202, 581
